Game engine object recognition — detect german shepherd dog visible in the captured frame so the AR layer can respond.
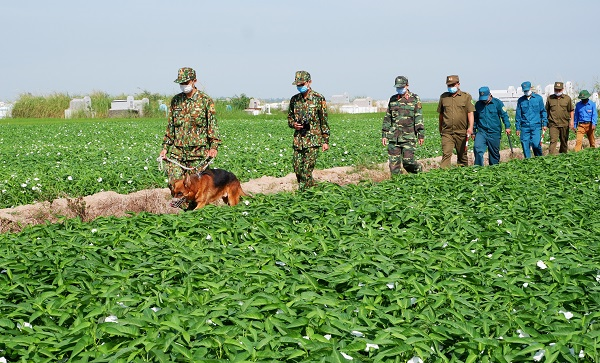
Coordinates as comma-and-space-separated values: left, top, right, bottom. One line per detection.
170, 168, 247, 210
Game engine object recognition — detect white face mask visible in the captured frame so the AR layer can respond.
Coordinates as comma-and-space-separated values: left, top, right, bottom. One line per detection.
524, 90, 532, 96
555, 92, 563, 97
180, 83, 193, 94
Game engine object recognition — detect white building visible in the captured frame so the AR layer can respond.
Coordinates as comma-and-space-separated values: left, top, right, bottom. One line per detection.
0, 102, 13, 119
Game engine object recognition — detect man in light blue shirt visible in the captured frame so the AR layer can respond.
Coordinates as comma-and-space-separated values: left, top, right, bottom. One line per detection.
573, 90, 597, 151
515, 81, 547, 158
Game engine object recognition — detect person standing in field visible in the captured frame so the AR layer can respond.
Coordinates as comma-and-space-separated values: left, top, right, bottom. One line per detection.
381, 75, 424, 175
515, 81, 547, 158
545, 81, 574, 155
573, 90, 597, 151
159, 67, 222, 207
473, 86, 511, 166
288, 70, 330, 191
437, 75, 475, 168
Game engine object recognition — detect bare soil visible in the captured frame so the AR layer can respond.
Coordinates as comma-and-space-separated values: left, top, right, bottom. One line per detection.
1, 139, 594, 233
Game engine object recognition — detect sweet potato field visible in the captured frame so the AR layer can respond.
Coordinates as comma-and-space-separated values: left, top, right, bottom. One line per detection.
1, 111, 600, 362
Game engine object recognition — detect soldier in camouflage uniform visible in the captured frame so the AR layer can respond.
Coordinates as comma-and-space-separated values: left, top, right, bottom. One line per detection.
288, 70, 330, 191
159, 67, 222, 207
382, 76, 424, 175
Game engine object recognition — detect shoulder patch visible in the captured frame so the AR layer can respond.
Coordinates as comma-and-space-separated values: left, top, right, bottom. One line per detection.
416, 102, 422, 109
502, 106, 506, 112
209, 104, 216, 114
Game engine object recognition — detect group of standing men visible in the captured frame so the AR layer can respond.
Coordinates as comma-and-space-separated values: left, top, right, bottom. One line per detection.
158, 66, 598, 203
383, 75, 597, 175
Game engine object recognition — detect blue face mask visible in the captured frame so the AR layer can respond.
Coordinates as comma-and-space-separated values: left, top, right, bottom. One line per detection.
396, 87, 407, 95
447, 87, 458, 94
297, 85, 308, 93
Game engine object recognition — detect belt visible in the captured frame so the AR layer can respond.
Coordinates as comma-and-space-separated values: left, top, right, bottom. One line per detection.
578, 121, 591, 124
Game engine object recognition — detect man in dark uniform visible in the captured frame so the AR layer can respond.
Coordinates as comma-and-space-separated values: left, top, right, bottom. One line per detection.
545, 81, 574, 155
437, 75, 475, 168
382, 75, 424, 175
473, 86, 511, 166
287, 70, 330, 191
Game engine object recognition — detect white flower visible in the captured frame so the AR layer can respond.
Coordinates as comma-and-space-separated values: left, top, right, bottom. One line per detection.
559, 310, 574, 320
144, 166, 148, 170
127, 180, 132, 184
206, 319, 216, 326
517, 329, 529, 338
103, 315, 118, 323
523, 282, 529, 288
206, 234, 212, 240
410, 297, 417, 305
21, 183, 27, 188
247, 246, 254, 251
386, 283, 395, 289
533, 349, 545, 361
242, 211, 248, 216
151, 307, 161, 312
407, 357, 423, 363
487, 254, 493, 258
497, 219, 502, 225
549, 256, 555, 261
0, 357, 7, 363
537, 260, 547, 269
579, 349, 585, 358
596, 274, 600, 282
275, 261, 286, 266
91, 228, 97, 233
244, 200, 250, 206
324, 334, 332, 340
351, 330, 364, 337
365, 343, 379, 352
17, 322, 32, 330
303, 335, 310, 340
442, 242, 448, 248
340, 352, 353, 360
97, 177, 103, 182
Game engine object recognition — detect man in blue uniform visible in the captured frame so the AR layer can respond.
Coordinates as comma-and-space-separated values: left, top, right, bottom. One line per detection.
473, 87, 511, 166
515, 81, 547, 158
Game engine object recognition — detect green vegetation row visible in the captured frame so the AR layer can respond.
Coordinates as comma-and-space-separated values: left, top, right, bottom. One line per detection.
1, 150, 599, 361
1, 107, 439, 209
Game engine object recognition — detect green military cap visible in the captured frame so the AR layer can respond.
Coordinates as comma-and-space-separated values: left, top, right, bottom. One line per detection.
394, 76, 408, 87
446, 75, 459, 85
174, 67, 196, 83
292, 70, 311, 85
554, 81, 564, 90
578, 90, 591, 99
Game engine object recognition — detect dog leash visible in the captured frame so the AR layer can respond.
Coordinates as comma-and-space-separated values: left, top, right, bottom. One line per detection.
157, 156, 213, 172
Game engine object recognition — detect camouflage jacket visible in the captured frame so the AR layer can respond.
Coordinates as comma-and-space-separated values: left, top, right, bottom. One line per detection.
382, 91, 424, 142
287, 89, 330, 150
162, 90, 222, 158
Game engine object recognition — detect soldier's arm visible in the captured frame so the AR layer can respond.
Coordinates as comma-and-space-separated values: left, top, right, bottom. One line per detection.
206, 99, 222, 149
382, 100, 392, 138
162, 97, 177, 152
414, 96, 424, 139
319, 97, 330, 144
498, 100, 511, 130
540, 98, 548, 127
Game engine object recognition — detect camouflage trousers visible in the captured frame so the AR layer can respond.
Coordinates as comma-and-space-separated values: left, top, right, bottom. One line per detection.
293, 147, 319, 191
388, 140, 422, 175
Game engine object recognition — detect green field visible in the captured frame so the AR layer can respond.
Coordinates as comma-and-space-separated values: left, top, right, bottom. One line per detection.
1, 106, 599, 362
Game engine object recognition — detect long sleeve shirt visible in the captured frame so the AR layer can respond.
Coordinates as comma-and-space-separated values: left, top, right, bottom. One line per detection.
382, 91, 424, 141
287, 89, 330, 149
474, 97, 511, 135
515, 93, 547, 131
574, 100, 598, 128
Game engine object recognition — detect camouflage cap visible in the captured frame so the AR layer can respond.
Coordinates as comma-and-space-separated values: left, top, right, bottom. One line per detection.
174, 67, 196, 83
292, 70, 311, 85
446, 75, 459, 85
554, 81, 564, 90
394, 76, 408, 87
578, 90, 591, 99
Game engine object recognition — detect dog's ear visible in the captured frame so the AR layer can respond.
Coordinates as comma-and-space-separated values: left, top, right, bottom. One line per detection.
183, 174, 191, 189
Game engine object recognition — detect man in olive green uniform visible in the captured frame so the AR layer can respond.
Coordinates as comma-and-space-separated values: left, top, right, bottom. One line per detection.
382, 76, 424, 175
159, 67, 222, 207
545, 81, 574, 155
437, 75, 475, 168
287, 70, 330, 191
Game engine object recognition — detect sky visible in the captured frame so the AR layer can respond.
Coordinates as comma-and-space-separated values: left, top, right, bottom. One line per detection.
1, 0, 599, 103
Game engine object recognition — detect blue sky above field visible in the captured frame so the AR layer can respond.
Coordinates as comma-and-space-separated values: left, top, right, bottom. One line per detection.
1, 0, 598, 102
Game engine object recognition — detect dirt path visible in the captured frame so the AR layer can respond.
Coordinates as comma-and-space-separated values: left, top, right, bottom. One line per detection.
1, 139, 594, 233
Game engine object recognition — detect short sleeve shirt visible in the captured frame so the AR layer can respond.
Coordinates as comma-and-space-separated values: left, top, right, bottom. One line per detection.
437, 91, 475, 134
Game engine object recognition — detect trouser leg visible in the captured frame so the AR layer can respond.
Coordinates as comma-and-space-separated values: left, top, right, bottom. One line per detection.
575, 125, 585, 151
440, 133, 455, 168
293, 147, 318, 191
588, 124, 596, 148
455, 133, 468, 166
520, 129, 532, 158
401, 142, 421, 173
387, 143, 403, 175
473, 132, 487, 166
548, 126, 559, 155
531, 128, 543, 156
558, 127, 569, 153
487, 134, 501, 165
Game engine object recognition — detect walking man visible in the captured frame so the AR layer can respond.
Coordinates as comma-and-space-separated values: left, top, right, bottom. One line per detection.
288, 70, 330, 191
473, 86, 511, 166
573, 90, 597, 151
159, 67, 222, 208
382, 76, 424, 175
545, 81, 574, 154
437, 75, 474, 168
515, 81, 547, 158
